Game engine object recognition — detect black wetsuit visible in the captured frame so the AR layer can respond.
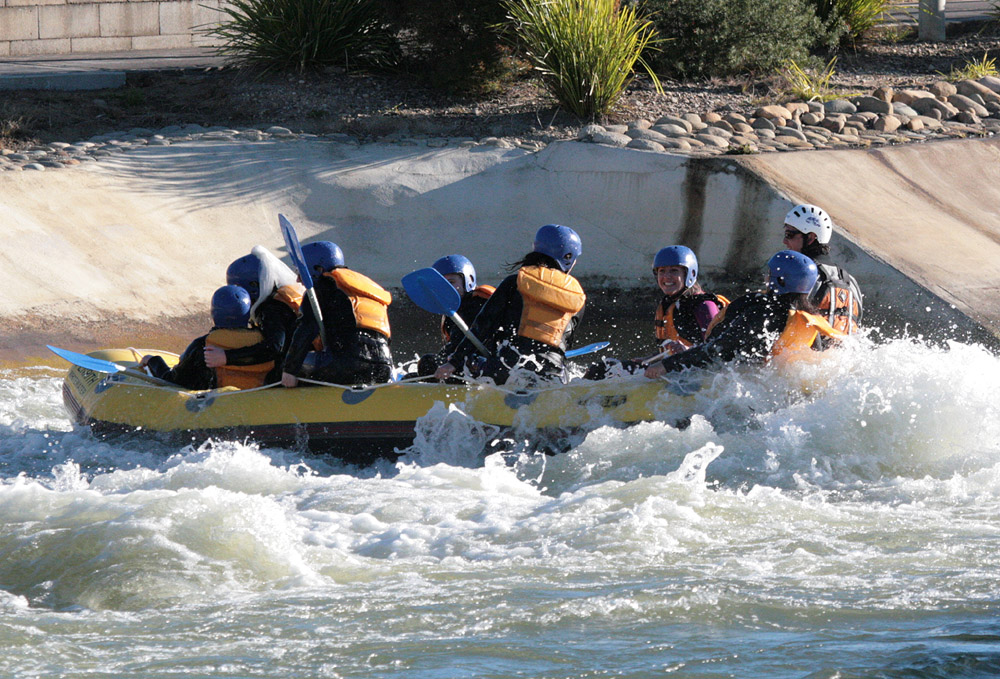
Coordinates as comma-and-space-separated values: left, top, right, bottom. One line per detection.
657, 291, 794, 373
146, 335, 215, 390
283, 275, 393, 385
417, 292, 491, 376
447, 271, 583, 385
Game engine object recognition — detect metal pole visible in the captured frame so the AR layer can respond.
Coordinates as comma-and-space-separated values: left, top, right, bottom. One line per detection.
918, 0, 947, 41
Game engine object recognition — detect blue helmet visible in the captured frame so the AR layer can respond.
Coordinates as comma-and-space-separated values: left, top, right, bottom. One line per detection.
301, 241, 345, 277
767, 250, 818, 295
432, 255, 477, 293
652, 246, 698, 288
226, 254, 261, 302
211, 285, 252, 329
533, 224, 582, 273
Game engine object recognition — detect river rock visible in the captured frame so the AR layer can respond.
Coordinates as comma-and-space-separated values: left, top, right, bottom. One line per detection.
905, 117, 925, 131
948, 93, 990, 117
819, 116, 846, 133
910, 97, 958, 119
801, 112, 824, 126
892, 102, 919, 118
979, 76, 1000, 94
626, 128, 670, 143
929, 81, 957, 98
824, 99, 857, 115
873, 115, 902, 133
652, 124, 691, 137
627, 139, 664, 152
627, 119, 652, 130
853, 96, 893, 115
955, 111, 982, 125
701, 126, 733, 139
661, 138, 692, 151
591, 131, 631, 147
873, 86, 894, 103
578, 124, 605, 139
755, 105, 793, 121
694, 134, 730, 148
956, 79, 1000, 105
893, 89, 936, 106
752, 117, 776, 130
655, 115, 693, 133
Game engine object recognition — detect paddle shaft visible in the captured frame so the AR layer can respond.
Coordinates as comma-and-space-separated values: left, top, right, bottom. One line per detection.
448, 312, 491, 356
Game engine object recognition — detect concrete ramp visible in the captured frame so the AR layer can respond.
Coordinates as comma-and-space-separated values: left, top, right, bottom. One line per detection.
744, 137, 1000, 336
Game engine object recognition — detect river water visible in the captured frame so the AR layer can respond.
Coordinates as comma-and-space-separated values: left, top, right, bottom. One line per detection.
2, 331, 1000, 678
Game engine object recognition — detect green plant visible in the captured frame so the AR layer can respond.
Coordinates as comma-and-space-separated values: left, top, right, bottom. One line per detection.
940, 52, 999, 81
781, 56, 839, 101
645, 0, 830, 79
206, 0, 396, 73
504, 0, 662, 119
370, 0, 510, 93
810, 0, 892, 42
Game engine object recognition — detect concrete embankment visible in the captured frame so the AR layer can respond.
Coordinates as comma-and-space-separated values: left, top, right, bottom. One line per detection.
2, 135, 998, 365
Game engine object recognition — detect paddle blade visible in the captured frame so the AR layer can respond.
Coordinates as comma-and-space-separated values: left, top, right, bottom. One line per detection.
565, 341, 610, 358
402, 267, 462, 316
278, 214, 313, 289
47, 345, 124, 374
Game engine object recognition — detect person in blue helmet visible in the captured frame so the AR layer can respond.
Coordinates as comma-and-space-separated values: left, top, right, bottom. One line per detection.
211, 246, 305, 383
584, 245, 726, 380
282, 241, 394, 387
434, 224, 586, 385
415, 254, 495, 377
140, 285, 271, 390
644, 250, 845, 378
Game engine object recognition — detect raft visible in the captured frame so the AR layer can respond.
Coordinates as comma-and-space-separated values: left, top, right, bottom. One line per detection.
61, 349, 700, 465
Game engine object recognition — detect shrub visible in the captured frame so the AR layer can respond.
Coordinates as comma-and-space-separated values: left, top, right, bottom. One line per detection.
504, 0, 662, 119
645, 0, 829, 79
371, 0, 510, 92
810, 0, 892, 42
206, 0, 396, 73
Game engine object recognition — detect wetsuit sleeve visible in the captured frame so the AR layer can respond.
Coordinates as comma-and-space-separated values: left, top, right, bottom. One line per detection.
659, 294, 784, 373
283, 296, 320, 374
161, 335, 214, 390
441, 294, 489, 358
448, 275, 518, 367
223, 300, 295, 366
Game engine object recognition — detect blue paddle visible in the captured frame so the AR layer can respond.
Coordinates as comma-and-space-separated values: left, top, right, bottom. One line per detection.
278, 214, 325, 341
565, 341, 610, 358
47, 345, 175, 386
402, 267, 491, 356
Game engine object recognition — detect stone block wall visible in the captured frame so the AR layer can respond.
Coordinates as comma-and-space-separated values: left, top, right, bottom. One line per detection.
0, 0, 226, 56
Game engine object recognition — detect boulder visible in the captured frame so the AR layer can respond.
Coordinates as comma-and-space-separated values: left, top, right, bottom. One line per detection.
627, 119, 652, 130
627, 138, 665, 152
651, 124, 690, 138
709, 119, 736, 133
694, 134, 730, 148
626, 127, 670, 142
819, 117, 846, 133
751, 117, 776, 130
801, 112, 824, 126
873, 86, 894, 103
979, 76, 1000, 94
892, 102, 919, 118
905, 117, 924, 132
703, 111, 723, 123
591, 131, 631, 147
785, 102, 810, 117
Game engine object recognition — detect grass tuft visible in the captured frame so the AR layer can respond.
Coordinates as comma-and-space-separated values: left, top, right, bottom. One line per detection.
940, 52, 999, 82
503, 0, 663, 120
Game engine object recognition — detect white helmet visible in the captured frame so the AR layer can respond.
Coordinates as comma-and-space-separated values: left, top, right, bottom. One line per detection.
784, 204, 833, 244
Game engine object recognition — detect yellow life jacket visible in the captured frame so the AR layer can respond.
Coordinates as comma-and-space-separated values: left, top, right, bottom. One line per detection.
323, 268, 392, 339
516, 265, 586, 348
769, 310, 846, 362
205, 328, 273, 390
272, 283, 305, 314
655, 294, 730, 347
441, 284, 495, 343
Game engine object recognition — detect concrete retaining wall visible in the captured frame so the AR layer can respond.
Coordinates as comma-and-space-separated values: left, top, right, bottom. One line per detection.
0, 0, 224, 56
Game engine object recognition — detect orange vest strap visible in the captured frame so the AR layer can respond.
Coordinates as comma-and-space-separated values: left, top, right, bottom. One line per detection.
273, 283, 305, 313
473, 285, 495, 300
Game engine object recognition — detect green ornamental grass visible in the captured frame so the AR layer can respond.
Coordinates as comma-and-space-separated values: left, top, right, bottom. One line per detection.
207, 0, 395, 73
504, 0, 662, 119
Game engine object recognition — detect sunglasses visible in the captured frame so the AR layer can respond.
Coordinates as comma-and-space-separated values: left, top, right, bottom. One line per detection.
783, 228, 803, 239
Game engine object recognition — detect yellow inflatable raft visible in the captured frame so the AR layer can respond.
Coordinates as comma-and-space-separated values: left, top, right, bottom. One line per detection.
61, 349, 700, 464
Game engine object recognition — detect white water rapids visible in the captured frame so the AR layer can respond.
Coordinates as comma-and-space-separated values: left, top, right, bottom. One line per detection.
2, 334, 1000, 678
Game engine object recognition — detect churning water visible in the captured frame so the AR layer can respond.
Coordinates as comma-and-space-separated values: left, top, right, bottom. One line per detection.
3, 333, 1000, 678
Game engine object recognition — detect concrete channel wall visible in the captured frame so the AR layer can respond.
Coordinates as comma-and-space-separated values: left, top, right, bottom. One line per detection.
0, 0, 223, 56
1, 137, 996, 363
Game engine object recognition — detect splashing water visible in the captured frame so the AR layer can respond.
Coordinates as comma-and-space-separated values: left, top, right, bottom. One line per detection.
3, 337, 1000, 678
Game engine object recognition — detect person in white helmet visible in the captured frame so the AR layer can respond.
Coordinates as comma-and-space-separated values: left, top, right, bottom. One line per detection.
781, 203, 863, 336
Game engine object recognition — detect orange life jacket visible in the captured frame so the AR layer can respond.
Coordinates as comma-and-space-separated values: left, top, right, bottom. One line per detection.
516, 265, 586, 348
441, 285, 495, 343
769, 310, 846, 361
323, 268, 392, 339
272, 283, 305, 314
205, 328, 273, 390
655, 293, 730, 348
814, 264, 863, 335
